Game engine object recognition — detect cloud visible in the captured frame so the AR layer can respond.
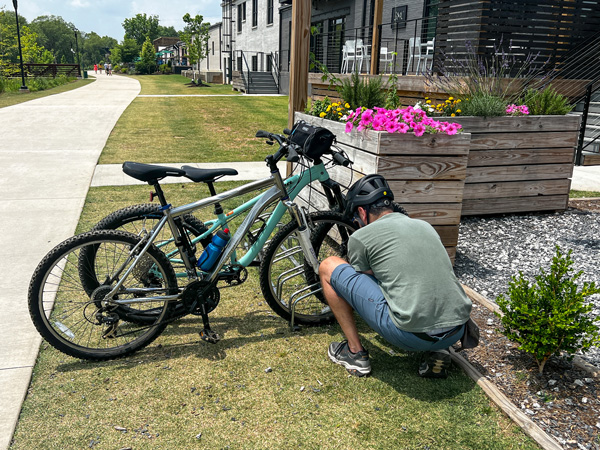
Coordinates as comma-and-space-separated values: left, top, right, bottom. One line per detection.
70, 0, 91, 7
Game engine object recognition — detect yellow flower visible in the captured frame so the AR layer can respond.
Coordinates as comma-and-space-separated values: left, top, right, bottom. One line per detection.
445, 99, 451, 103
425, 97, 429, 100
319, 112, 326, 118
457, 99, 461, 103
457, 109, 462, 113
338, 112, 342, 117
326, 105, 331, 112
451, 113, 456, 117
345, 103, 350, 108
449, 96, 454, 100
426, 99, 431, 104
337, 107, 342, 111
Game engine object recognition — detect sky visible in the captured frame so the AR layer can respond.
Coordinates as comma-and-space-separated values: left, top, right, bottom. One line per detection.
6, 0, 222, 41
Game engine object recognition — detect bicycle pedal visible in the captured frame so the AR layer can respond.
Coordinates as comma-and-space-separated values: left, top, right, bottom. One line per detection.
199, 329, 221, 344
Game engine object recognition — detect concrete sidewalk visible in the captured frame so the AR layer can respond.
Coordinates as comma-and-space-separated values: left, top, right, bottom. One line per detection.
572, 165, 600, 192
0, 75, 141, 450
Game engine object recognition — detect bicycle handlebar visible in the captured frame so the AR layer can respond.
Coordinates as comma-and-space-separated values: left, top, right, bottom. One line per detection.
257, 129, 352, 167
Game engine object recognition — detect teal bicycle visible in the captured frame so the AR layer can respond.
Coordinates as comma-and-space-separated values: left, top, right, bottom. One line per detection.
28, 125, 359, 360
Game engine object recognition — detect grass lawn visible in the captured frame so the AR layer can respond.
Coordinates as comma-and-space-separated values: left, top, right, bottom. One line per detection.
570, 189, 600, 198
0, 78, 95, 109
11, 183, 540, 450
126, 74, 242, 96
99, 95, 289, 164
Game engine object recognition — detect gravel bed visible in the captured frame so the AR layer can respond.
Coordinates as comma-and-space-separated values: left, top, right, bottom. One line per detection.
454, 204, 600, 368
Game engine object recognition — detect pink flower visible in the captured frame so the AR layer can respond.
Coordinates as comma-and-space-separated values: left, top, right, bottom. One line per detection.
518, 105, 529, 115
345, 122, 354, 133
414, 123, 426, 137
446, 123, 459, 135
397, 122, 409, 134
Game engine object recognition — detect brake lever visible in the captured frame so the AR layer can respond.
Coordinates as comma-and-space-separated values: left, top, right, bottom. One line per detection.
266, 140, 274, 146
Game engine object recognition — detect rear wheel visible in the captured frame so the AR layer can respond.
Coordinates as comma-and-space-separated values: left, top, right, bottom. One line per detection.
259, 211, 357, 325
92, 203, 210, 274
28, 230, 178, 361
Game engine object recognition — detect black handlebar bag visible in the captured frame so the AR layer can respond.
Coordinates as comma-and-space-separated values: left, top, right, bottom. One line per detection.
289, 121, 336, 161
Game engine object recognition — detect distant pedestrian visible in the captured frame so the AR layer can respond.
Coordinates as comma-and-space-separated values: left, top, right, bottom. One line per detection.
94, 63, 98, 74
104, 63, 109, 75
108, 63, 113, 76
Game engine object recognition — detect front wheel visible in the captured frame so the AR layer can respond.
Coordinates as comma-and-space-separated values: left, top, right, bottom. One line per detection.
28, 230, 178, 361
259, 211, 357, 325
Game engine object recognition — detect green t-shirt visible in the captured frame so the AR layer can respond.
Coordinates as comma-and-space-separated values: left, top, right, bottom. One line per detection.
348, 213, 471, 333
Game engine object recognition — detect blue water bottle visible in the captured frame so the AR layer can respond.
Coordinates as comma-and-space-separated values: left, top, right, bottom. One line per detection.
197, 228, 231, 271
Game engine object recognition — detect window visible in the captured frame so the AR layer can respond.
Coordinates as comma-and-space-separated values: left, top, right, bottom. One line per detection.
267, 0, 274, 25
237, 56, 243, 71
266, 54, 273, 71
242, 2, 246, 21
252, 55, 258, 72
212, 42, 215, 55
252, 0, 258, 27
237, 4, 243, 32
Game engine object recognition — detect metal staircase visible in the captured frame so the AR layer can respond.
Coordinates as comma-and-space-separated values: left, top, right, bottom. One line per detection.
245, 71, 279, 94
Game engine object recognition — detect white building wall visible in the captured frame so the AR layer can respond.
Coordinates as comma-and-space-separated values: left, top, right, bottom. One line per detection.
231, 0, 280, 71
200, 23, 223, 72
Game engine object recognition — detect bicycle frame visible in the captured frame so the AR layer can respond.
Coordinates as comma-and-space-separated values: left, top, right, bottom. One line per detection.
105, 161, 333, 301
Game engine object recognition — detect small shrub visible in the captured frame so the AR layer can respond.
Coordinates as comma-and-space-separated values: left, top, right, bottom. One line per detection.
0, 77, 5, 94
520, 86, 573, 115
337, 71, 386, 110
496, 246, 600, 374
460, 93, 506, 117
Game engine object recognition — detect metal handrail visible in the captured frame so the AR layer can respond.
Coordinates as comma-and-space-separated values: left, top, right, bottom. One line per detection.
575, 74, 600, 165
270, 51, 280, 91
238, 50, 252, 94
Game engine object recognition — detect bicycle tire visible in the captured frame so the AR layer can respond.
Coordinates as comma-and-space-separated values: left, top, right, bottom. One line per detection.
28, 230, 178, 361
259, 211, 357, 325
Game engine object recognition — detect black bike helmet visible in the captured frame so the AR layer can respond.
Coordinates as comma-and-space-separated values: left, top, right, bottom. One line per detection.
344, 174, 394, 218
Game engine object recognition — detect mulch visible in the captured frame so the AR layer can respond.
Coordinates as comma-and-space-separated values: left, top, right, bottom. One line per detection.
456, 198, 600, 450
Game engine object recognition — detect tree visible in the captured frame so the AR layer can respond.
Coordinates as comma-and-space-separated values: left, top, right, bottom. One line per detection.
122, 13, 160, 49
82, 31, 117, 67
135, 36, 157, 74
0, 10, 52, 75
110, 38, 139, 65
29, 15, 77, 64
157, 25, 179, 38
181, 13, 209, 82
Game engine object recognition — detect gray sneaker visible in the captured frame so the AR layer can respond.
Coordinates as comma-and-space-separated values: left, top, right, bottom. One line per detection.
418, 349, 451, 378
328, 341, 371, 377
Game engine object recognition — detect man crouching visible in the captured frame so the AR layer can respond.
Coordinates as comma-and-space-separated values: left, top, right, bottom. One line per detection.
320, 174, 472, 378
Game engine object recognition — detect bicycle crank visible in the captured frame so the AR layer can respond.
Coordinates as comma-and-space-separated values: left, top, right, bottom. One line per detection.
181, 280, 221, 344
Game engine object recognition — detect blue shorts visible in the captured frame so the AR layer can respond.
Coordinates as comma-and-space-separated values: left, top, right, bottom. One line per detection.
330, 264, 464, 352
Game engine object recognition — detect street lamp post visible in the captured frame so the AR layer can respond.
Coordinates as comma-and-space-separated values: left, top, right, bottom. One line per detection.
73, 27, 82, 77
12, 0, 29, 92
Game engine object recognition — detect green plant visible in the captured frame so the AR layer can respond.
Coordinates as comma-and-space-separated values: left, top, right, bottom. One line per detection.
460, 93, 506, 117
520, 86, 573, 115
429, 38, 549, 107
135, 37, 157, 75
496, 246, 600, 374
337, 71, 386, 110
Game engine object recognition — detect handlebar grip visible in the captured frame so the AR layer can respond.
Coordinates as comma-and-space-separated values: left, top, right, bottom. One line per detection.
255, 130, 271, 138
286, 147, 300, 163
332, 152, 352, 167
283, 128, 292, 135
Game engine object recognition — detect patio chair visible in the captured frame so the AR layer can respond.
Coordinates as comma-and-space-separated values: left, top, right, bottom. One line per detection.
408, 37, 423, 74
380, 47, 394, 73
422, 39, 435, 73
341, 39, 363, 73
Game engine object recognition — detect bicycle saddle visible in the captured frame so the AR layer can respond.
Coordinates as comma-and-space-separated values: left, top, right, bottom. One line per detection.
182, 165, 238, 183
122, 162, 186, 182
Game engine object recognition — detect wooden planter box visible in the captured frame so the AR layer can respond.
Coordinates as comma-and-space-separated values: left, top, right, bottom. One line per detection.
454, 115, 580, 216
295, 112, 472, 262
